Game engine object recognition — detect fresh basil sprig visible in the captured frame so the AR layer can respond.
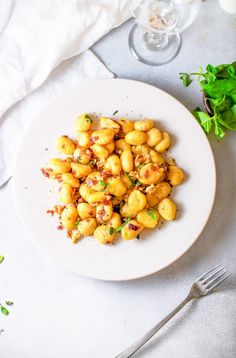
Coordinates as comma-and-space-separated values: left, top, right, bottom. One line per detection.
180, 62, 236, 139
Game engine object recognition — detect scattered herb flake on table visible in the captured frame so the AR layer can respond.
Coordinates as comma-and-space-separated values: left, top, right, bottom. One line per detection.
0, 256, 4, 264
5, 301, 14, 306
179, 61, 236, 139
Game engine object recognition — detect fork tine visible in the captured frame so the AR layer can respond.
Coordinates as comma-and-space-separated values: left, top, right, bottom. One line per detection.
201, 266, 226, 285
196, 264, 221, 282
204, 269, 227, 289
206, 273, 230, 292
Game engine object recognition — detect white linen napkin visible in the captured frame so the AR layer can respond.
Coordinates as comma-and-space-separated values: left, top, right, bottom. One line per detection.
0, 0, 140, 186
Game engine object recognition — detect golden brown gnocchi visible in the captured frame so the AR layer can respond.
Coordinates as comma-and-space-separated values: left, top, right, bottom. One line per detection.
43, 113, 184, 245
158, 198, 176, 221
121, 220, 143, 240
125, 130, 147, 145
56, 136, 76, 155
77, 203, 95, 219
75, 113, 93, 132
167, 166, 184, 186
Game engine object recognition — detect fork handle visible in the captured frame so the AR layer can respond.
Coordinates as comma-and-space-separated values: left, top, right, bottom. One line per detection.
115, 295, 192, 358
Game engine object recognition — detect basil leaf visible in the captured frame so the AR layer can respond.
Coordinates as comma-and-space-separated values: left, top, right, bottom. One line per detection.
112, 110, 118, 115
1, 306, 9, 316
219, 104, 236, 130
147, 209, 157, 221
109, 227, 114, 235
192, 109, 212, 134
213, 118, 225, 139
179, 72, 192, 87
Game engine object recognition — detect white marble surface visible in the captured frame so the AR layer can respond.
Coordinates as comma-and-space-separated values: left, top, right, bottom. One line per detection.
1, 1, 236, 357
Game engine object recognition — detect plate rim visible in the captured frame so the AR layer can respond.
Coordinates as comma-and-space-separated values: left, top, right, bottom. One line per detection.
13, 78, 217, 281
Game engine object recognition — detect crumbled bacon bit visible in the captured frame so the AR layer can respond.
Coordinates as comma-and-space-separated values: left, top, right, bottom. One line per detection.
67, 230, 72, 238
90, 136, 99, 144
41, 168, 50, 177
128, 223, 139, 231
152, 164, 159, 171
97, 208, 106, 222
143, 170, 149, 178
146, 184, 155, 193
86, 178, 98, 186
100, 170, 111, 178
97, 160, 105, 168
138, 186, 146, 191
46, 209, 55, 216
57, 224, 63, 231
128, 171, 139, 178
104, 198, 111, 205
78, 198, 85, 203
54, 205, 65, 214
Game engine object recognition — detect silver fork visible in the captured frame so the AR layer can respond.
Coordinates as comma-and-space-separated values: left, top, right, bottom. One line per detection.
115, 265, 229, 358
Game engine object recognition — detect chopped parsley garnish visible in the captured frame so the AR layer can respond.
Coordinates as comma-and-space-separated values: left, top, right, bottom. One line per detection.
98, 180, 107, 187
112, 110, 118, 115
1, 306, 9, 316
109, 227, 114, 235
116, 217, 131, 232
74, 220, 79, 228
136, 234, 140, 240
85, 114, 93, 123
147, 208, 157, 221
0, 256, 4, 264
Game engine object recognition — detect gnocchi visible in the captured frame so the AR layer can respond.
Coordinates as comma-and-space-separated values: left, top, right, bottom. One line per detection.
125, 130, 147, 145
56, 136, 75, 155
42, 113, 184, 245
158, 198, 176, 221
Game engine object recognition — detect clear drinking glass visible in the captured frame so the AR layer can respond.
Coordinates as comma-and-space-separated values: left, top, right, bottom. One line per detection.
129, 0, 202, 66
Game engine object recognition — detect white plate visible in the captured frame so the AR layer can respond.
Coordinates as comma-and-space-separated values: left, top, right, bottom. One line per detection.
13, 79, 216, 281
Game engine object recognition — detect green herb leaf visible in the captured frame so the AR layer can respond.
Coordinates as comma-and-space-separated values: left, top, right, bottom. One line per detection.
115, 225, 123, 233
112, 110, 118, 115
192, 108, 213, 134
179, 73, 193, 87
147, 208, 157, 221
1, 306, 9, 316
74, 220, 79, 228
98, 180, 107, 187
85, 114, 93, 123
136, 234, 140, 240
182, 61, 236, 139
0, 256, 4, 264
116, 217, 131, 232
5, 301, 14, 306
135, 180, 141, 186
109, 227, 114, 235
